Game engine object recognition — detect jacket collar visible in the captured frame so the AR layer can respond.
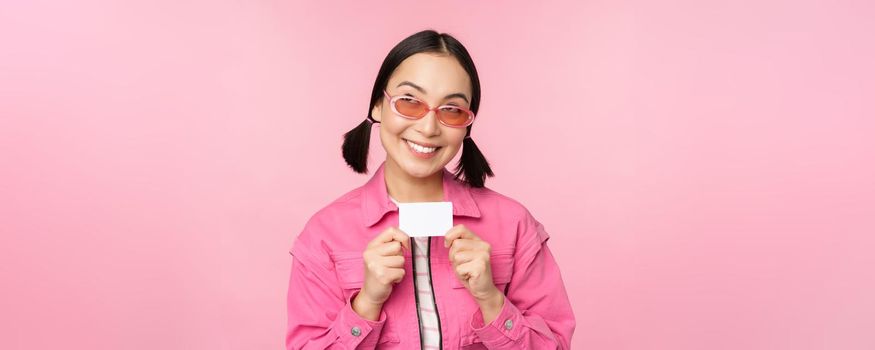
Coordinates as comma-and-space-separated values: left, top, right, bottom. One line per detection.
361, 161, 481, 227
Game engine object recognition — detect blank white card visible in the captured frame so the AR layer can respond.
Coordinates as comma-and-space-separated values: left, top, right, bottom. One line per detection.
398, 201, 453, 237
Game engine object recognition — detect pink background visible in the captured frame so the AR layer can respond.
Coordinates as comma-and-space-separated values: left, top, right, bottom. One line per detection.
2, 1, 873, 349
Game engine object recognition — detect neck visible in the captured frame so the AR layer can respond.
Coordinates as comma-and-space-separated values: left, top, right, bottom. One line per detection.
384, 159, 444, 203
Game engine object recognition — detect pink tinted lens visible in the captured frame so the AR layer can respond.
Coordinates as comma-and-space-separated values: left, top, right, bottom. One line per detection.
437, 106, 472, 127
393, 97, 428, 118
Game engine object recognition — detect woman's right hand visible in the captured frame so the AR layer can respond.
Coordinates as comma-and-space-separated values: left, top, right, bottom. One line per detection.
352, 227, 410, 320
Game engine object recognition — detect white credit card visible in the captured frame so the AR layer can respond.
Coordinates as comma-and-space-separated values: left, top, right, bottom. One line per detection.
398, 201, 453, 237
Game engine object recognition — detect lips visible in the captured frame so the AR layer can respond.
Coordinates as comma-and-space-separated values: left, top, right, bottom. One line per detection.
403, 138, 441, 158
403, 138, 441, 148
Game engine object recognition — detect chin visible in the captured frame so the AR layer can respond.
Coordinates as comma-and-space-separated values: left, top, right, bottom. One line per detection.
399, 161, 439, 178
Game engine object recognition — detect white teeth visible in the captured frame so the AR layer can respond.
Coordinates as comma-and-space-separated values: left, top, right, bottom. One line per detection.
406, 140, 437, 154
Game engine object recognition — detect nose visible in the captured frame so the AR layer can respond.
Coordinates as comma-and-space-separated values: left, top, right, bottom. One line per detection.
415, 108, 441, 137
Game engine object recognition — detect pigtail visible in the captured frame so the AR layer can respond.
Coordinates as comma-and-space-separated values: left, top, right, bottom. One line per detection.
453, 133, 494, 188
342, 116, 379, 174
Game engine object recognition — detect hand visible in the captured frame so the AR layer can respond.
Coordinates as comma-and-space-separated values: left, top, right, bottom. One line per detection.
444, 224, 502, 302
353, 227, 410, 320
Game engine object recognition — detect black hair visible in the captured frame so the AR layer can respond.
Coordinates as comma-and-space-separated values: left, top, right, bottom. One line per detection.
341, 29, 494, 188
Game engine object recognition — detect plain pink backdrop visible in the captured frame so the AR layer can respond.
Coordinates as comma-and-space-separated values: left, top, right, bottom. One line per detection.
2, 1, 873, 349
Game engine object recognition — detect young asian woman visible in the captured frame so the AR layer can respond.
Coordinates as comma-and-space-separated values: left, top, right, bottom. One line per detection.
286, 29, 575, 350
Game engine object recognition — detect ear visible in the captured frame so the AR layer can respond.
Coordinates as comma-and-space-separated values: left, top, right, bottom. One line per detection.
370, 102, 382, 123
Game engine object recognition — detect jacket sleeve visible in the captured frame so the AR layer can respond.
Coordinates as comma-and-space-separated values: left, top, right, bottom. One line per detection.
468, 208, 576, 349
286, 226, 388, 350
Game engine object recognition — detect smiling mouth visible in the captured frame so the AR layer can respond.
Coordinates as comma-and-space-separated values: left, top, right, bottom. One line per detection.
403, 139, 442, 154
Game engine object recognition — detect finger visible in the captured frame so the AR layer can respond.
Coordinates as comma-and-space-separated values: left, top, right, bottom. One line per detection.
444, 224, 476, 242
386, 267, 406, 284
454, 261, 483, 282
380, 255, 405, 268
444, 224, 478, 248
449, 250, 477, 265
448, 238, 486, 257
374, 266, 405, 285
370, 227, 411, 251
375, 241, 404, 256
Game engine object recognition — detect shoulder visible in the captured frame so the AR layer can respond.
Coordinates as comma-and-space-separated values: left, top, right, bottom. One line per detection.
302, 186, 365, 231
290, 185, 365, 261
469, 186, 550, 244
469, 186, 536, 222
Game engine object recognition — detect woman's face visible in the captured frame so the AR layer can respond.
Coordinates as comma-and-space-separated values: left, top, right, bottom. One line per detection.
371, 53, 473, 179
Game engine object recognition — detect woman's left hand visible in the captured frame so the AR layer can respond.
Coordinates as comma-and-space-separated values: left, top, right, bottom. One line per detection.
444, 224, 503, 303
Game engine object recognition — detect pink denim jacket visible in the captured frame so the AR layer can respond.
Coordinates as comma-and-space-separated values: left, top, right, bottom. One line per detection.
286, 161, 575, 349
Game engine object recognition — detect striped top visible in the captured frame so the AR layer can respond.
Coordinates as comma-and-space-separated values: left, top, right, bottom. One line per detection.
389, 196, 442, 350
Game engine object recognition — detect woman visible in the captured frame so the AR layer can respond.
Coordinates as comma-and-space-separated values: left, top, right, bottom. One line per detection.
287, 29, 575, 349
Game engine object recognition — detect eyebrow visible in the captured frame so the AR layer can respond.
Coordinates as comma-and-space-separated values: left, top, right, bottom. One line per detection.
396, 81, 470, 104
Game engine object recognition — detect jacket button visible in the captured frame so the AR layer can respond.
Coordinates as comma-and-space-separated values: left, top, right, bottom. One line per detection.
504, 319, 513, 330
351, 326, 361, 337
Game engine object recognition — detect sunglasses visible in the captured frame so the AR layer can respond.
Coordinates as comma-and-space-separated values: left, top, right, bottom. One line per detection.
383, 89, 476, 128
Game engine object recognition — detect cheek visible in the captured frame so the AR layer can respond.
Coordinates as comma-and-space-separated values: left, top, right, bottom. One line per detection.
379, 115, 405, 137
442, 140, 464, 158
448, 133, 467, 150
